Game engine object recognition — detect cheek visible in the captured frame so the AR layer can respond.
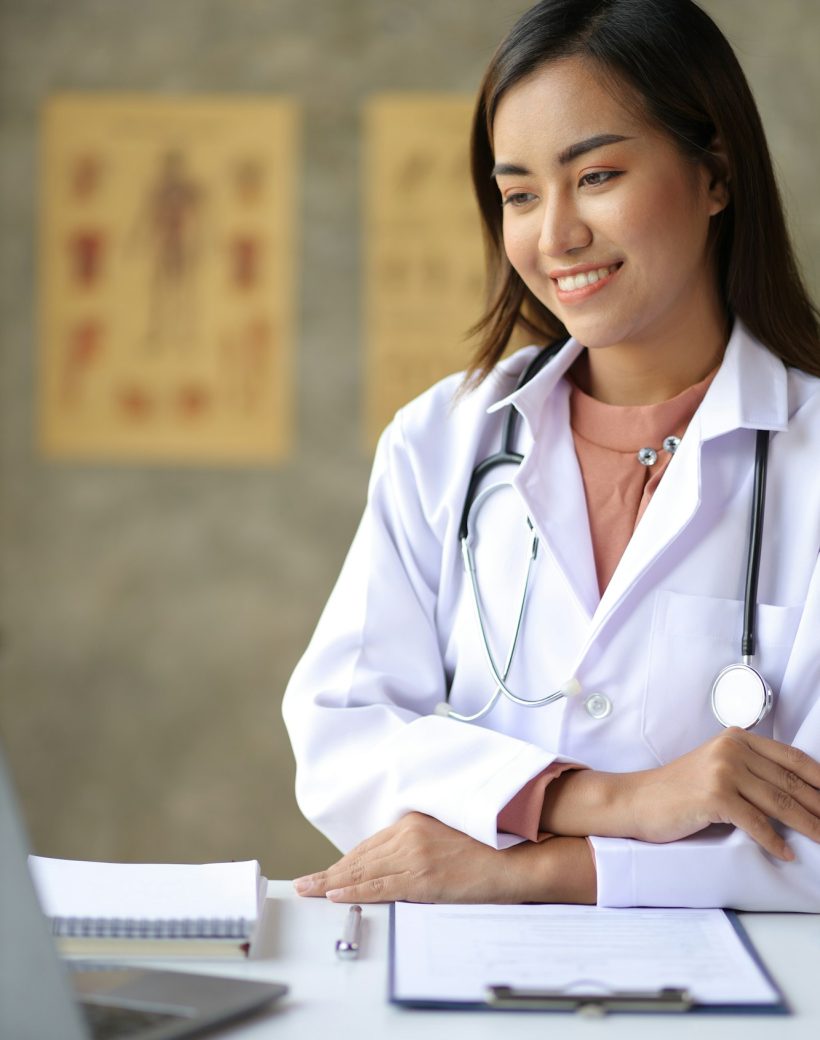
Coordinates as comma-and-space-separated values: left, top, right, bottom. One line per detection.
631, 177, 712, 262
502, 219, 536, 274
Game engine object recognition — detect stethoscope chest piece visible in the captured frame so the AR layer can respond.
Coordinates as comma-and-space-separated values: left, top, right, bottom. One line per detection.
710, 663, 773, 730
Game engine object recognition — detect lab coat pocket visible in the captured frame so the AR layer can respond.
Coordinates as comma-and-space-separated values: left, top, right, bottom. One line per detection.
642, 590, 801, 764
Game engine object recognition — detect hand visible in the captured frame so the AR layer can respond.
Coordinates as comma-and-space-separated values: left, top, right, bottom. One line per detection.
293, 812, 596, 904
541, 729, 820, 861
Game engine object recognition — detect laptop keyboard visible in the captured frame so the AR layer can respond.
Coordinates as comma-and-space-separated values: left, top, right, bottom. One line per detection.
81, 1000, 186, 1039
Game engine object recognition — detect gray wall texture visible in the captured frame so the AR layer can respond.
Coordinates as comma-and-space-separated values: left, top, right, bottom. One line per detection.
1, 0, 818, 881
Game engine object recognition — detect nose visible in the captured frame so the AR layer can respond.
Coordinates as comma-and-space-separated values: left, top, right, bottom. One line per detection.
538, 192, 591, 257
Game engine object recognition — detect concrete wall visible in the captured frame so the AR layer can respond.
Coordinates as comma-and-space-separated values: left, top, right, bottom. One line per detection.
1, 0, 818, 880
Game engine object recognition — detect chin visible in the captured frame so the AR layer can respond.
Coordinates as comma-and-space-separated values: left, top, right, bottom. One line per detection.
557, 319, 630, 351
536, 298, 627, 350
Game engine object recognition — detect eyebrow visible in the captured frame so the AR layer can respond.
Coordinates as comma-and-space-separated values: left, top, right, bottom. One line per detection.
558, 133, 631, 164
491, 134, 632, 179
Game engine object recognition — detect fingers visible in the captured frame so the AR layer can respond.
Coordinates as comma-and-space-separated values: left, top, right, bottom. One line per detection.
294, 866, 408, 903
701, 730, 820, 859
731, 731, 820, 850
731, 774, 820, 857
744, 753, 820, 825
325, 872, 410, 903
293, 814, 429, 899
716, 786, 796, 861
293, 848, 398, 898
742, 730, 820, 788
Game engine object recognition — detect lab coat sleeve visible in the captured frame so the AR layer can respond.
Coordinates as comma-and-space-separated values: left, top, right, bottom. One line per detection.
590, 554, 820, 911
282, 411, 561, 853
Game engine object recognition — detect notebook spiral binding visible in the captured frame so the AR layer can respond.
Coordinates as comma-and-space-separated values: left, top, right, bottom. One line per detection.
51, 916, 251, 939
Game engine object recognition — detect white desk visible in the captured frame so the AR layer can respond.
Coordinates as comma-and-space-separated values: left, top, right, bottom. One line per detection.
161, 882, 820, 1039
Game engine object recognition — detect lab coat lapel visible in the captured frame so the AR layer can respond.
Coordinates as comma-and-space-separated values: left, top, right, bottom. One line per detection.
488, 341, 600, 620
514, 381, 601, 620
594, 411, 702, 625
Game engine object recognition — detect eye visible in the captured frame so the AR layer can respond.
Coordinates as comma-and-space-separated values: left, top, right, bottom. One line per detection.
502, 191, 537, 208
578, 170, 622, 188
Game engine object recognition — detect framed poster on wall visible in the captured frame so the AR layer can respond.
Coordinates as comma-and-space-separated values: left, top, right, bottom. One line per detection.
363, 93, 485, 444
39, 94, 299, 465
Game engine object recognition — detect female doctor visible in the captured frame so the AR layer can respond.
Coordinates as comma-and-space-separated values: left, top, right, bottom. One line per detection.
283, 0, 820, 910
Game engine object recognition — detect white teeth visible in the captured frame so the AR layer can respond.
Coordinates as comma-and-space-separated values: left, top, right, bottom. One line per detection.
557, 264, 618, 291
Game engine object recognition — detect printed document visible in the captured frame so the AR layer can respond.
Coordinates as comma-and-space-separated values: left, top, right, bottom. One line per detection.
392, 904, 779, 1006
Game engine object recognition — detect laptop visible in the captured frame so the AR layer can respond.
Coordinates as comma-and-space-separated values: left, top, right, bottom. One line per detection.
0, 747, 288, 1039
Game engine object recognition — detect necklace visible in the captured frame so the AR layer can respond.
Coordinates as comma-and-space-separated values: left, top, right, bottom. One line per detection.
637, 435, 680, 466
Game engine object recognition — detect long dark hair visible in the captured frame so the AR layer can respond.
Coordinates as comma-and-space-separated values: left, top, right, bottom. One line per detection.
468, 0, 820, 382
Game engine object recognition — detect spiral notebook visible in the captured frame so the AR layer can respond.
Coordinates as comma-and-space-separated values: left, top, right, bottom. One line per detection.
28, 856, 267, 958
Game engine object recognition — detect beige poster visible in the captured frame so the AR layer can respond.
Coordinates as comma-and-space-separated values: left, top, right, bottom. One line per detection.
39, 94, 298, 464
363, 94, 485, 444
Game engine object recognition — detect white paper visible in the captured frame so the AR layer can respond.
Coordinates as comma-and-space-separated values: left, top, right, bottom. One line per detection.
28, 856, 262, 922
392, 904, 779, 1006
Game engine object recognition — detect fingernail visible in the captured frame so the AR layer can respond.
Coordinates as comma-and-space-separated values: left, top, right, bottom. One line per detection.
293, 876, 314, 894
783, 845, 795, 862
325, 889, 343, 901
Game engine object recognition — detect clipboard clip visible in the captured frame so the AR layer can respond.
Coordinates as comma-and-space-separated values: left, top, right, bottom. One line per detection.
485, 984, 694, 1016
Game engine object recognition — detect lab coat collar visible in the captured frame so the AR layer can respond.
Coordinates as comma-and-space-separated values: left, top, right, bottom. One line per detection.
486, 318, 789, 440
486, 337, 584, 434
697, 319, 789, 439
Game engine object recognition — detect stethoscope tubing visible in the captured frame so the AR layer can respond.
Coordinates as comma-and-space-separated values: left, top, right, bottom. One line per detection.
457, 346, 563, 542
742, 430, 770, 661
460, 488, 567, 714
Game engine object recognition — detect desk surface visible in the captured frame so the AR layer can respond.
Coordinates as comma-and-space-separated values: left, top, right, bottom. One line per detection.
153, 882, 820, 1039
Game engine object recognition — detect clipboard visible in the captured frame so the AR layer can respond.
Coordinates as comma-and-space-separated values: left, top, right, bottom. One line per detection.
388, 903, 788, 1015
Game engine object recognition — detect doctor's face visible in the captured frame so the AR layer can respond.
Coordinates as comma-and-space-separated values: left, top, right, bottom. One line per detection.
492, 57, 728, 358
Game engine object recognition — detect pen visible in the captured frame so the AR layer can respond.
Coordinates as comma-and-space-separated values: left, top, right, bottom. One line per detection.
335, 905, 362, 959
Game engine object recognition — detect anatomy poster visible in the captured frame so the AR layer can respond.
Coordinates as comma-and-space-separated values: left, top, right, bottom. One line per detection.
39, 94, 298, 464
363, 94, 485, 443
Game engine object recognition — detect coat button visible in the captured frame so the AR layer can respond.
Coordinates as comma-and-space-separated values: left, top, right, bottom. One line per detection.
584, 693, 612, 719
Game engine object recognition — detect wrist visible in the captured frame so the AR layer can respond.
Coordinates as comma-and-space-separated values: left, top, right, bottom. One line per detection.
540, 768, 632, 837
507, 837, 597, 904
549, 837, 597, 903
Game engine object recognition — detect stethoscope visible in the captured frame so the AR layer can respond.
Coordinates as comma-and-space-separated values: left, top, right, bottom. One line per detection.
436, 343, 774, 731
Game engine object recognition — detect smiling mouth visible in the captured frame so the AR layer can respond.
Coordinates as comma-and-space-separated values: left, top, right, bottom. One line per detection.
554, 263, 621, 291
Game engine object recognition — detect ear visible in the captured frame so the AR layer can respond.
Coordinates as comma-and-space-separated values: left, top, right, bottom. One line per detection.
704, 134, 730, 215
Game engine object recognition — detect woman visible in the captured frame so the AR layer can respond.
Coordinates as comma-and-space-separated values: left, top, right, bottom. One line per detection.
283, 0, 820, 910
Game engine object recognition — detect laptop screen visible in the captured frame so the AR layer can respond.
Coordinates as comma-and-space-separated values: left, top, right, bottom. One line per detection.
0, 745, 89, 1040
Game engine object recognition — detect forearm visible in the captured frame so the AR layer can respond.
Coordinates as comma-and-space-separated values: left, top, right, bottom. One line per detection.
539, 768, 632, 837
295, 813, 597, 905
541, 729, 820, 862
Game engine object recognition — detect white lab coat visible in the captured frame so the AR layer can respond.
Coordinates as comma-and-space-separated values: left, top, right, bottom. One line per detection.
283, 321, 820, 910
